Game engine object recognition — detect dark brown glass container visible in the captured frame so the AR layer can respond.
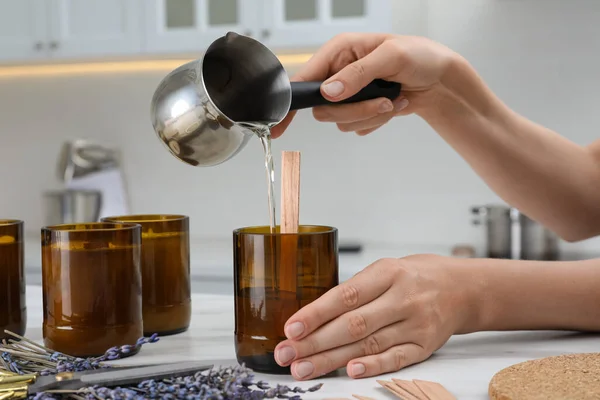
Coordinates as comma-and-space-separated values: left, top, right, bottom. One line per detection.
101, 215, 191, 335
233, 225, 338, 374
41, 222, 143, 357
0, 220, 26, 341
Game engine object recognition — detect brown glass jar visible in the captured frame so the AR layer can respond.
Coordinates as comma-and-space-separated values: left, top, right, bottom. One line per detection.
41, 222, 143, 357
101, 215, 191, 335
0, 220, 26, 341
233, 225, 338, 374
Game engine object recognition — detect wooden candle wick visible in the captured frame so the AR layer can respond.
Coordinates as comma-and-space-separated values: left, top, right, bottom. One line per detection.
281, 151, 300, 234
279, 151, 300, 295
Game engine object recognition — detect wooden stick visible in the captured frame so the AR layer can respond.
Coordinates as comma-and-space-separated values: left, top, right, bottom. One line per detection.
377, 380, 421, 400
352, 395, 377, 400
412, 380, 457, 400
279, 151, 301, 296
392, 379, 429, 399
281, 151, 300, 234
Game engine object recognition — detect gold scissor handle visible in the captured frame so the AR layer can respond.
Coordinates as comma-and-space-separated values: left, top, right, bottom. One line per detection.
0, 382, 28, 400
0, 375, 36, 385
0, 372, 37, 400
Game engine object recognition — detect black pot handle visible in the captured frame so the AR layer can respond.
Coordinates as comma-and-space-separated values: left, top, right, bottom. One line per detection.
290, 79, 401, 111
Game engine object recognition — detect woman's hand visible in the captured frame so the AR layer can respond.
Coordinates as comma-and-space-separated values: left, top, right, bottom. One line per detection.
271, 33, 459, 138
273, 254, 480, 380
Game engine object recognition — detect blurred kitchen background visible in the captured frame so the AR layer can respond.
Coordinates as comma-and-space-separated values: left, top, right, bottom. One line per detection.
1, 0, 600, 285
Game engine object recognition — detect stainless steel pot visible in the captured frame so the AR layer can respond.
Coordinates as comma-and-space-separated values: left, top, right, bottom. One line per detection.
518, 212, 560, 261
471, 205, 560, 260
150, 31, 401, 167
471, 204, 514, 259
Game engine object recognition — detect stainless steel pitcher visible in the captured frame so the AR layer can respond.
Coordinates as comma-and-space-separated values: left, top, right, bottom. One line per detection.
57, 139, 121, 183
42, 189, 102, 226
150, 31, 402, 167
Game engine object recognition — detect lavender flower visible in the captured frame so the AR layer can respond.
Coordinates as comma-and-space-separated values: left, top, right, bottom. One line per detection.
1, 331, 322, 400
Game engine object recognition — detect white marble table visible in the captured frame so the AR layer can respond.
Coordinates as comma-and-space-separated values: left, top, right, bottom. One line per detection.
21, 285, 600, 399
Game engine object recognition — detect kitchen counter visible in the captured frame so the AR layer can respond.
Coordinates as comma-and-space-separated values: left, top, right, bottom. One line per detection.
20, 284, 600, 399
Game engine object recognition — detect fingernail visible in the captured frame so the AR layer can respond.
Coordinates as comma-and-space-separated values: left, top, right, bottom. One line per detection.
275, 346, 296, 364
285, 322, 305, 338
322, 81, 345, 97
294, 361, 314, 378
378, 100, 393, 113
350, 363, 366, 377
394, 98, 409, 112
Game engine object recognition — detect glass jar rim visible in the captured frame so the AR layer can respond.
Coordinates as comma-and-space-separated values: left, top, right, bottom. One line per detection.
42, 222, 141, 233
0, 219, 22, 226
233, 225, 337, 236
102, 214, 189, 223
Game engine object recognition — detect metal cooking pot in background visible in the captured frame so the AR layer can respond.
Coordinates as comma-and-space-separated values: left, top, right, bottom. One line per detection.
471, 204, 514, 259
518, 211, 560, 261
471, 204, 560, 260
150, 31, 401, 167
42, 190, 102, 226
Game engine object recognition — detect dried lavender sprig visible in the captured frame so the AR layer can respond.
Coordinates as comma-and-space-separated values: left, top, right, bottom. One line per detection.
4, 330, 55, 354
35, 365, 323, 400
93, 333, 160, 362
2, 332, 323, 400
1, 330, 160, 376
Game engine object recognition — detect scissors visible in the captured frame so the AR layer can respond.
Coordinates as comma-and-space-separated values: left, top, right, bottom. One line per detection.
0, 361, 213, 399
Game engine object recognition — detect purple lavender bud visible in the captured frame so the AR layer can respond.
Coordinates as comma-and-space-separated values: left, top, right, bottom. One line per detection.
277, 384, 290, 394
256, 381, 270, 390
308, 383, 323, 392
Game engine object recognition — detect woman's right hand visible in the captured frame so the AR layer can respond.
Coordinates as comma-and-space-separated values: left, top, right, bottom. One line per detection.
271, 33, 461, 138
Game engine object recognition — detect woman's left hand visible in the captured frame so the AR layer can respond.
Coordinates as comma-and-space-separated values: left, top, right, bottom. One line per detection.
273, 254, 480, 380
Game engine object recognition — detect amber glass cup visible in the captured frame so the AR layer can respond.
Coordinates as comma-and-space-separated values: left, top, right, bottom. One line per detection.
41, 222, 143, 357
101, 215, 191, 335
0, 220, 26, 341
233, 225, 339, 374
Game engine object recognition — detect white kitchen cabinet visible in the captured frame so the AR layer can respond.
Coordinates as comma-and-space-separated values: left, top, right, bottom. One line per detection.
47, 0, 143, 58
0, 0, 49, 62
259, 0, 393, 50
142, 0, 394, 55
0, 0, 397, 65
143, 0, 260, 54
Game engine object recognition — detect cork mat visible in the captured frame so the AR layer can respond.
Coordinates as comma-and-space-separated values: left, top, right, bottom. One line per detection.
489, 353, 600, 400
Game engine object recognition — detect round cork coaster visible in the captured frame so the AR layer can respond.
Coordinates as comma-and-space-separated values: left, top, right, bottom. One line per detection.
489, 353, 600, 400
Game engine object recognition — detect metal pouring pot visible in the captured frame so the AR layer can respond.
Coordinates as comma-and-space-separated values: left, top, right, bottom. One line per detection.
150, 31, 402, 167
